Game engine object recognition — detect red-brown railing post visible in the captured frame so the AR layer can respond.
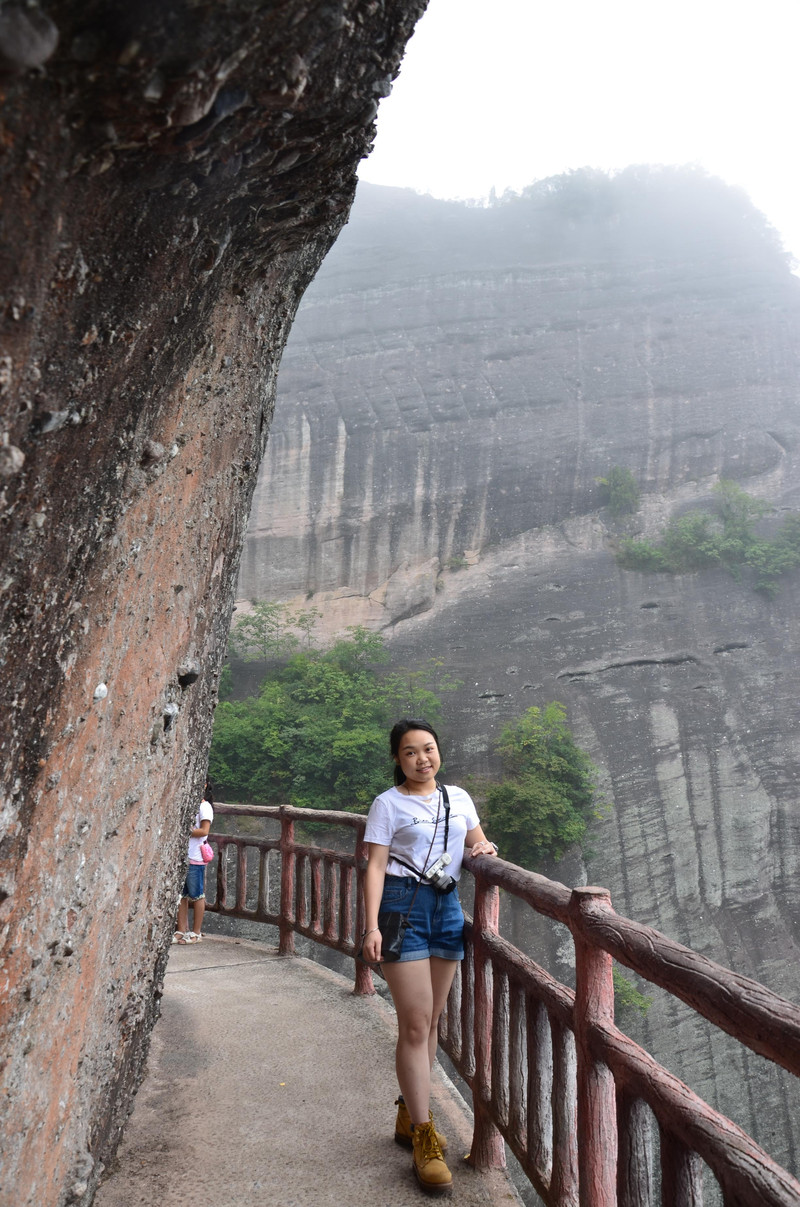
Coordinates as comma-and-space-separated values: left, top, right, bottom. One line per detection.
353, 830, 375, 996
468, 870, 506, 1170
570, 886, 618, 1207
278, 809, 296, 956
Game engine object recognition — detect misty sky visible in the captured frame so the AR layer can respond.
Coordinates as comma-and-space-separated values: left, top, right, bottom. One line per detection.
359, 0, 800, 264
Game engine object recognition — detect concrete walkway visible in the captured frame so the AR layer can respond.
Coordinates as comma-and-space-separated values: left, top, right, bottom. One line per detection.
95, 936, 523, 1207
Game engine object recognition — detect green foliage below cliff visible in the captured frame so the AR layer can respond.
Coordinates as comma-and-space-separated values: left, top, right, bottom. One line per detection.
210, 612, 460, 810
481, 703, 601, 867
213, 608, 603, 871
618, 481, 800, 596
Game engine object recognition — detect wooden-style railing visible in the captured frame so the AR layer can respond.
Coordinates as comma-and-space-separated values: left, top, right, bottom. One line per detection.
206, 803, 800, 1206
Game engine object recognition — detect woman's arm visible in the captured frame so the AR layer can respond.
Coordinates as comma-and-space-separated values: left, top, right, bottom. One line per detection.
190, 819, 212, 838
362, 842, 390, 962
465, 825, 498, 858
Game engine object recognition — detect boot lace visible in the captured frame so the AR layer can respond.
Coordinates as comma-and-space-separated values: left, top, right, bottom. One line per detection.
415, 1120, 444, 1163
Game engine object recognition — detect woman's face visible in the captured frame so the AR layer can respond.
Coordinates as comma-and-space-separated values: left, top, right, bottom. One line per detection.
394, 729, 441, 787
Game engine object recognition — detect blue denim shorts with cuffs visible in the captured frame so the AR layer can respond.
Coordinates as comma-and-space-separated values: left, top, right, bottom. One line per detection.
182, 863, 206, 901
379, 874, 465, 962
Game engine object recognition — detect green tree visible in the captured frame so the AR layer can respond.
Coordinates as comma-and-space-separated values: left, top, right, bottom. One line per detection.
228, 600, 299, 666
660, 510, 722, 572
218, 661, 233, 700
209, 626, 461, 811
712, 480, 770, 571
292, 605, 322, 648
483, 703, 601, 867
747, 513, 800, 596
381, 658, 461, 721
617, 480, 799, 596
209, 679, 293, 800
597, 466, 640, 518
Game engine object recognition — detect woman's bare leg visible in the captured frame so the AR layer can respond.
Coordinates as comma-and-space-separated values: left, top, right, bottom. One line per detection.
383, 959, 435, 1125
384, 957, 459, 1124
427, 957, 458, 1068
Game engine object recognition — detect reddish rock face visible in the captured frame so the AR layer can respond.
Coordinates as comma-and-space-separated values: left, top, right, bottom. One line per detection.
0, 3, 426, 1202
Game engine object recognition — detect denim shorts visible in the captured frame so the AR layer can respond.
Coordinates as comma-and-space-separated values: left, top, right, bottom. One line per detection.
182, 863, 206, 901
379, 874, 465, 962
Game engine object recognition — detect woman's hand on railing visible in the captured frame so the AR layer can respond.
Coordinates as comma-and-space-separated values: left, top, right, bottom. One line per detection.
467, 840, 498, 858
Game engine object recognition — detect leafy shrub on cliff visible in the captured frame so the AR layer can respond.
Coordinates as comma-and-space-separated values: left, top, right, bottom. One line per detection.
447, 553, 469, 571
746, 514, 800, 595
612, 967, 653, 1019
597, 466, 640, 517
482, 703, 601, 867
618, 481, 800, 595
210, 621, 459, 810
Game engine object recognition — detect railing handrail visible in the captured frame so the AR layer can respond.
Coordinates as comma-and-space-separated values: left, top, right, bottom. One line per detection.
214, 801, 369, 828
213, 802, 800, 1077
205, 802, 800, 1206
469, 857, 800, 1079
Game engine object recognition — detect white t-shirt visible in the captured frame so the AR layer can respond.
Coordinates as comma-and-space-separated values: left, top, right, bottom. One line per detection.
188, 799, 214, 864
365, 784, 480, 882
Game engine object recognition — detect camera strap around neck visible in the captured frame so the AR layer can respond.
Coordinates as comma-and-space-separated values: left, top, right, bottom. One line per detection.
440, 782, 450, 851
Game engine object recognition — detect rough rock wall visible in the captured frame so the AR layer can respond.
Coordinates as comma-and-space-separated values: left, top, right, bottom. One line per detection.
239, 179, 800, 1168
0, 5, 426, 1205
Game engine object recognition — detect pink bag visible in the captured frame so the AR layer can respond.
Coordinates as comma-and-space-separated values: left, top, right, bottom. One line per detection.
200, 841, 214, 864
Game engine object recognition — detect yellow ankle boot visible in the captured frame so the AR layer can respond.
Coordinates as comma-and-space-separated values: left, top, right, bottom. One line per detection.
412, 1117, 452, 1195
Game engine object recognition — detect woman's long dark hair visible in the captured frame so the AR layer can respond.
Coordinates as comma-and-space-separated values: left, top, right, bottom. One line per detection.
389, 719, 441, 786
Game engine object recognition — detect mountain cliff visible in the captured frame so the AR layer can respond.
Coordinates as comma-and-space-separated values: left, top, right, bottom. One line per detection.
239, 171, 800, 1169
0, 5, 426, 1203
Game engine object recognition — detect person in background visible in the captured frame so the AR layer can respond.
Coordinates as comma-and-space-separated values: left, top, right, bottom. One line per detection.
173, 779, 214, 945
362, 720, 498, 1196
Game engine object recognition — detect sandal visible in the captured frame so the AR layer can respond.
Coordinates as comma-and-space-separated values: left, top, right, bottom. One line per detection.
179, 931, 200, 944
171, 932, 184, 944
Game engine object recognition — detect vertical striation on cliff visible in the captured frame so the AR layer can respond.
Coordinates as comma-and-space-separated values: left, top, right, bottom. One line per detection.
241, 176, 800, 620
0, 4, 427, 1204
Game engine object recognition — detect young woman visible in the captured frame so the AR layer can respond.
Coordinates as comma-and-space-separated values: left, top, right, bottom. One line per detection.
362, 720, 497, 1195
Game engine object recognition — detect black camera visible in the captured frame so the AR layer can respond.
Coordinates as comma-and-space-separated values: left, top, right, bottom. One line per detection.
422, 852, 456, 895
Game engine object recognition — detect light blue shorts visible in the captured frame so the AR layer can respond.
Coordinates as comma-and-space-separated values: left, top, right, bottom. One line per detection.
379, 874, 465, 962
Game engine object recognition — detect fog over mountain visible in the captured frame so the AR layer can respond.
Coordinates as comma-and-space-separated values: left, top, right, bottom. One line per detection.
239, 170, 800, 1171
